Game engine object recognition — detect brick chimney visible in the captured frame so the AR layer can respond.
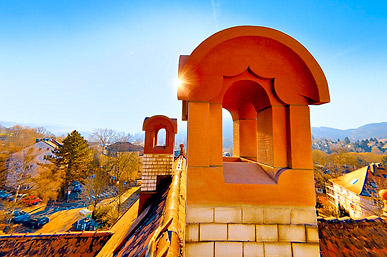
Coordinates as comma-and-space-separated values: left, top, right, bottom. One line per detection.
138, 115, 177, 213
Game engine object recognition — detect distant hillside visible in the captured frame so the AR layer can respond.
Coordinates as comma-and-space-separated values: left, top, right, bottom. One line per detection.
221, 121, 387, 147
312, 122, 387, 140
0, 120, 76, 137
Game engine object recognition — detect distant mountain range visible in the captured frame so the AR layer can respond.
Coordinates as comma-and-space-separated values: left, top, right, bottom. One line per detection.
221, 121, 387, 146
0, 121, 75, 136
0, 120, 146, 143
312, 122, 387, 140
218, 121, 387, 147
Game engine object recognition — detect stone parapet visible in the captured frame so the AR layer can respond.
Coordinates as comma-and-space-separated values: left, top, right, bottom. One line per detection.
186, 205, 317, 225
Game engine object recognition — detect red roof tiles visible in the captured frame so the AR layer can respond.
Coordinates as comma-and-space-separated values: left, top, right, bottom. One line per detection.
318, 216, 387, 257
0, 231, 112, 257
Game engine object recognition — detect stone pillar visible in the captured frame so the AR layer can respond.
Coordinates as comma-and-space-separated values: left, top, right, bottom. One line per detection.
187, 101, 211, 168
257, 106, 288, 179
234, 119, 257, 161
287, 105, 313, 170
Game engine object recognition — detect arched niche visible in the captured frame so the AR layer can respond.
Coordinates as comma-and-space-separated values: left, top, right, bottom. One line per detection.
142, 115, 177, 154
178, 26, 330, 182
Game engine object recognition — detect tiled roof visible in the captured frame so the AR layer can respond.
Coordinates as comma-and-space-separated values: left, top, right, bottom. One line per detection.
103, 142, 144, 156
42, 140, 59, 149
114, 185, 170, 256
95, 200, 140, 257
0, 231, 112, 257
330, 163, 387, 197
318, 216, 387, 257
330, 166, 369, 195
36, 138, 62, 148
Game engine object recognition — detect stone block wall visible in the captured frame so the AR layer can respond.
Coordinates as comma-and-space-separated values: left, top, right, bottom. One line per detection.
185, 205, 320, 257
141, 153, 174, 192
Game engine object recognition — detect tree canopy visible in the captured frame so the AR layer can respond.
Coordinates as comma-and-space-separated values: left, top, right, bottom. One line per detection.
382, 156, 387, 167
53, 130, 92, 190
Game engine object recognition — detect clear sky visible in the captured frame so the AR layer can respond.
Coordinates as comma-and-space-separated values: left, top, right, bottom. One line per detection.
0, 0, 386, 135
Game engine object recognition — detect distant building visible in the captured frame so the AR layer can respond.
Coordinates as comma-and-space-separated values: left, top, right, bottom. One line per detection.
326, 163, 387, 218
6, 138, 62, 189
315, 187, 325, 194
222, 151, 231, 157
101, 142, 144, 183
102, 142, 144, 156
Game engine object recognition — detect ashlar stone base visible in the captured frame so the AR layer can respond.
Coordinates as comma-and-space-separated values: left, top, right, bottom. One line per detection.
185, 205, 320, 257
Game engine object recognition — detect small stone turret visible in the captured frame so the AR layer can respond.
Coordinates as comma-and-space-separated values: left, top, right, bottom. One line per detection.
138, 115, 177, 213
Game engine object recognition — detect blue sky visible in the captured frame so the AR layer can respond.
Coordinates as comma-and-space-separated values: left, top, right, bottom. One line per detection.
0, 0, 386, 135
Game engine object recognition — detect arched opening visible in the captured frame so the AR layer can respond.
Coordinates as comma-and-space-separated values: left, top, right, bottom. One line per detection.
156, 128, 167, 146
222, 108, 233, 157
221, 80, 277, 184
222, 80, 272, 163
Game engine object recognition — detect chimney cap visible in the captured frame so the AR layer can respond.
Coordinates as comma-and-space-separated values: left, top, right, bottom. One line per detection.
379, 189, 387, 201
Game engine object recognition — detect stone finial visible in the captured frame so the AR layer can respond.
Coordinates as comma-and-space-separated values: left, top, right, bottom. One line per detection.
378, 189, 387, 216
179, 144, 185, 155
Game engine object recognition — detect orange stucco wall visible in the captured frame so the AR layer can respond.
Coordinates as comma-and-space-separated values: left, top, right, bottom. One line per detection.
186, 167, 316, 206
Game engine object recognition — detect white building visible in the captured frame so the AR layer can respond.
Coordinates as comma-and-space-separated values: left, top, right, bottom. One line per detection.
326, 163, 386, 218
6, 138, 62, 189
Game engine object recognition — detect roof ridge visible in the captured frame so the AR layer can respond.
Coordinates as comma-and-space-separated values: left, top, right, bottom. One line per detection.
329, 165, 370, 194
318, 215, 387, 225
0, 231, 113, 239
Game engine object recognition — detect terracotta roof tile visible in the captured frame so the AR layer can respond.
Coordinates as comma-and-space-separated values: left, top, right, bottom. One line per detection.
319, 216, 387, 257
0, 231, 112, 257
114, 185, 170, 257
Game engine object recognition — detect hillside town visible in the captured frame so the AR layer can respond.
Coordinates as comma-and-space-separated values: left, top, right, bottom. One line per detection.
313, 137, 387, 154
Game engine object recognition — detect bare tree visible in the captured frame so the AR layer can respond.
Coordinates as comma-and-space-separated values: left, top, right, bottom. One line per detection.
6, 147, 37, 191
5, 147, 39, 220
29, 163, 63, 203
105, 152, 140, 213
115, 132, 132, 143
90, 129, 117, 148
34, 127, 53, 137
84, 149, 109, 210
84, 167, 109, 210
0, 124, 56, 190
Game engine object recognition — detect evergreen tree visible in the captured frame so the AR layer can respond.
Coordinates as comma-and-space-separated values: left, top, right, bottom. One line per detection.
343, 137, 351, 145
382, 156, 387, 167
53, 130, 92, 194
337, 204, 349, 218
